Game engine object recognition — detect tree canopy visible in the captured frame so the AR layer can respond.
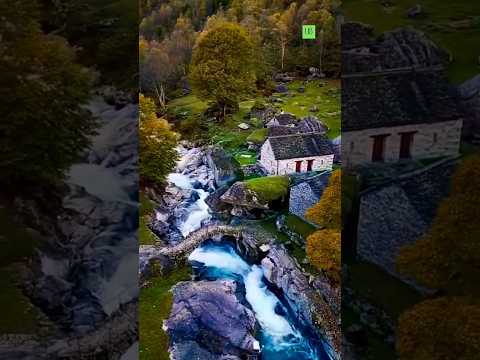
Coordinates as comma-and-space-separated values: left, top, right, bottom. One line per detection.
189, 22, 256, 114
0, 0, 96, 188
305, 170, 341, 229
139, 94, 178, 186
396, 154, 480, 360
305, 170, 341, 282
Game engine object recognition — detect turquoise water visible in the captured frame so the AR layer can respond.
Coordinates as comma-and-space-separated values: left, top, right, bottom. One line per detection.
188, 243, 332, 360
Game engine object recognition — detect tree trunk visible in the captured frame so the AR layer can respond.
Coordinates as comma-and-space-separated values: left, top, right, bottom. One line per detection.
281, 42, 286, 71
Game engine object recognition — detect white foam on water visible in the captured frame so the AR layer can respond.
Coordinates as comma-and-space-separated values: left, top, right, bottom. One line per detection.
189, 246, 302, 350
167, 173, 194, 189
189, 246, 250, 276
245, 266, 296, 340
179, 189, 211, 237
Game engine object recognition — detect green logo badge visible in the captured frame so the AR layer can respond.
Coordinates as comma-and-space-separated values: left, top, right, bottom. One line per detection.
302, 25, 316, 40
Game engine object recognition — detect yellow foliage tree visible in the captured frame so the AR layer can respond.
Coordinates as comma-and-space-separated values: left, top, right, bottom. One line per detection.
396, 154, 480, 360
305, 170, 341, 229
397, 297, 480, 360
306, 229, 341, 283
396, 154, 480, 292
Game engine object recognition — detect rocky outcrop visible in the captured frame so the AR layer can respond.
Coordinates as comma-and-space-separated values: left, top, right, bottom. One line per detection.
261, 245, 341, 359
165, 281, 260, 359
205, 185, 231, 213
206, 147, 239, 188
220, 182, 268, 210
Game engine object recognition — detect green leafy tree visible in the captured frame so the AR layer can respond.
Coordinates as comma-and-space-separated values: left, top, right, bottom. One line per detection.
139, 94, 178, 186
0, 0, 96, 188
189, 22, 256, 118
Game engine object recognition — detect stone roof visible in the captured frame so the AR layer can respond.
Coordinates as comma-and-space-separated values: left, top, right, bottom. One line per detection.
297, 116, 328, 134
268, 125, 296, 137
342, 25, 450, 73
357, 158, 458, 275
271, 113, 297, 126
341, 22, 375, 51
268, 133, 334, 160
342, 70, 462, 131
292, 172, 331, 197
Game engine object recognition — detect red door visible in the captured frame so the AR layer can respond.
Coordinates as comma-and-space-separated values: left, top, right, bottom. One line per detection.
371, 134, 389, 162
295, 161, 302, 172
307, 159, 314, 171
399, 132, 416, 159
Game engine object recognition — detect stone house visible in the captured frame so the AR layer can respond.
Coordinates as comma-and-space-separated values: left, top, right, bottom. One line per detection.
289, 172, 331, 219
260, 133, 334, 175
356, 158, 457, 280
342, 23, 463, 168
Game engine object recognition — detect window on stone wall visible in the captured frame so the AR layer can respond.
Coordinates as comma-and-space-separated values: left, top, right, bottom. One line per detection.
295, 161, 302, 172
433, 132, 438, 144
371, 134, 389, 162
399, 131, 416, 159
307, 159, 314, 171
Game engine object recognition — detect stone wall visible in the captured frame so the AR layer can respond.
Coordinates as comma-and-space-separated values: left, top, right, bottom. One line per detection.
343, 119, 462, 167
289, 182, 320, 218
277, 155, 334, 175
259, 140, 276, 173
356, 158, 457, 281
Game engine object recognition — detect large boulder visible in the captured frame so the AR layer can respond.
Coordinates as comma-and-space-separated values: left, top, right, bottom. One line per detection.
206, 147, 239, 188
165, 280, 260, 359
261, 245, 341, 359
220, 182, 268, 210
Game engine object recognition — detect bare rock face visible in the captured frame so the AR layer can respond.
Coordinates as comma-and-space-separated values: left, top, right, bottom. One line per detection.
206, 147, 239, 188
220, 182, 268, 210
165, 280, 259, 359
261, 245, 341, 360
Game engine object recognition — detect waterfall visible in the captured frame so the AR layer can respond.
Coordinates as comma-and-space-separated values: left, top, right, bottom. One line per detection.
189, 244, 324, 360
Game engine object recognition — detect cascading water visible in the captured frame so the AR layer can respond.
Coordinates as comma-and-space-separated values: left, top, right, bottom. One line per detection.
189, 244, 331, 360
166, 172, 211, 237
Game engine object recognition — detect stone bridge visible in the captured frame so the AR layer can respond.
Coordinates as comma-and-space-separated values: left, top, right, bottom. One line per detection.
157, 224, 247, 260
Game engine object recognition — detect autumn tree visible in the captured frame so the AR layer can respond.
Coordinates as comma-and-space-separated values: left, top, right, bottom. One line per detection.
395, 154, 480, 360
306, 229, 341, 283
305, 170, 341, 229
269, 3, 297, 71
0, 0, 96, 189
189, 22, 256, 118
139, 94, 178, 186
397, 297, 480, 360
305, 170, 341, 281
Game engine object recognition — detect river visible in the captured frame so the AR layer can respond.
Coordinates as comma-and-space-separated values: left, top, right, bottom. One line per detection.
163, 146, 332, 360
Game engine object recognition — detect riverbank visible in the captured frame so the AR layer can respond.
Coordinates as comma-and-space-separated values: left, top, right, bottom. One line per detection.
139, 142, 341, 359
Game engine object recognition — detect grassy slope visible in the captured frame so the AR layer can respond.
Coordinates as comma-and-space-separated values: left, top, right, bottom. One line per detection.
278, 80, 341, 139
168, 79, 341, 156
343, 0, 480, 83
0, 207, 41, 333
139, 192, 158, 245
139, 266, 191, 360
244, 176, 290, 202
